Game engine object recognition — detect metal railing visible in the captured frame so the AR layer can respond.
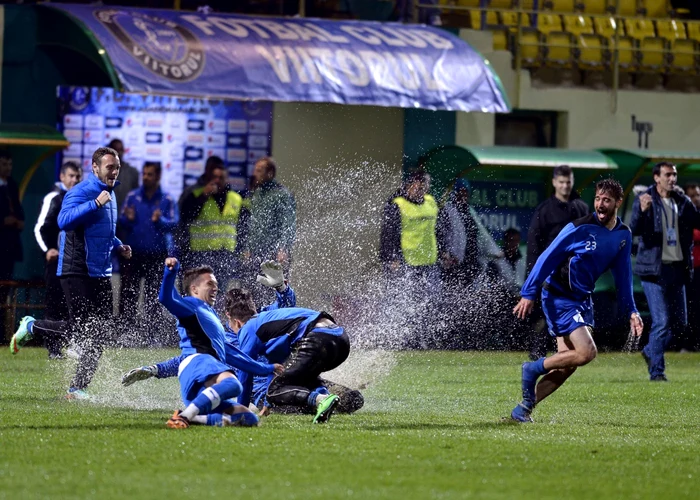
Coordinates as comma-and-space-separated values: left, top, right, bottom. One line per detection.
0, 280, 46, 343
414, 1, 700, 112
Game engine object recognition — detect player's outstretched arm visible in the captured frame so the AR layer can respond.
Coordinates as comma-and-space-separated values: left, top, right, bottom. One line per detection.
513, 297, 535, 320
158, 258, 194, 318
122, 365, 158, 386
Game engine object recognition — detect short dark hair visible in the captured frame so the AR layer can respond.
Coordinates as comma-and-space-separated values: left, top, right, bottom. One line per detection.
61, 161, 81, 175
143, 161, 161, 176
204, 156, 225, 181
183, 266, 214, 296
107, 139, 123, 149
404, 169, 429, 186
0, 150, 11, 161
225, 288, 257, 323
256, 157, 277, 178
553, 165, 572, 178
684, 182, 700, 193
92, 147, 119, 167
595, 178, 624, 200
653, 161, 676, 177
504, 228, 521, 239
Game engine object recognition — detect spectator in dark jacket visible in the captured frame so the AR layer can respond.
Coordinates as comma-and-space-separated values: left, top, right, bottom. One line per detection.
33, 161, 82, 357
11, 147, 132, 400
630, 162, 700, 381
524, 165, 589, 360
0, 150, 25, 342
109, 139, 139, 212
683, 182, 700, 351
119, 162, 178, 344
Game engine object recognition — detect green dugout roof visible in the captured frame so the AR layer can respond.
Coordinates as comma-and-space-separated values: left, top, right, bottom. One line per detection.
0, 124, 69, 148
468, 146, 617, 169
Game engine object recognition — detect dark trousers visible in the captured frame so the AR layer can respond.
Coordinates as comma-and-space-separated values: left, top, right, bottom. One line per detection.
266, 378, 364, 414
119, 252, 169, 344
683, 269, 700, 351
267, 329, 350, 408
43, 259, 68, 355
0, 258, 15, 342
32, 276, 116, 390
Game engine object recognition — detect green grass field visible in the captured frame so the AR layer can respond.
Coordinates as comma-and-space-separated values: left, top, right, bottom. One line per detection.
1, 348, 698, 499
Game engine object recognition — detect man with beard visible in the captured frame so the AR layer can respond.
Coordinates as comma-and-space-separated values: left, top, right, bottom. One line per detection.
11, 147, 132, 399
631, 162, 700, 381
525, 165, 589, 360
510, 179, 643, 423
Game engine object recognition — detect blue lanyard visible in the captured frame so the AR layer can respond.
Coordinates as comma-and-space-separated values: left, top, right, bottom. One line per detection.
661, 198, 677, 230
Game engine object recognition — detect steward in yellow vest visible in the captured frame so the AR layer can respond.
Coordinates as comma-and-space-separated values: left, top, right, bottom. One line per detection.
380, 171, 443, 270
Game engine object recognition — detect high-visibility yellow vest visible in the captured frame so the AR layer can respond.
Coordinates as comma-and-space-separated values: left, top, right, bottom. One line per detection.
393, 194, 439, 266
189, 190, 243, 252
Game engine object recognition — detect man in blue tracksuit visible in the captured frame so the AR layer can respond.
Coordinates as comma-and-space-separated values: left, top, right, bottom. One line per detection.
158, 258, 282, 429
118, 162, 178, 343
11, 147, 132, 399
630, 162, 700, 381
510, 179, 644, 422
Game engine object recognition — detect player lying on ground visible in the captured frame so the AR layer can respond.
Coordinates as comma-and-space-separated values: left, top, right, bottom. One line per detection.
158, 258, 283, 429
123, 261, 364, 416
511, 179, 644, 423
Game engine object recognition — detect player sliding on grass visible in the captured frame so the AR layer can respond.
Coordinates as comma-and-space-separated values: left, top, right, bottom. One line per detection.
158, 257, 284, 429
126, 261, 362, 420
511, 179, 644, 423
123, 261, 364, 417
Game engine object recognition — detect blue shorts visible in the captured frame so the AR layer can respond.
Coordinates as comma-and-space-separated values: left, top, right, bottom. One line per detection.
178, 353, 236, 410
541, 289, 594, 337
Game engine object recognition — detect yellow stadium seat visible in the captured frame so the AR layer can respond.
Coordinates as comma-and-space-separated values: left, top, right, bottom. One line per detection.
546, 31, 575, 66
639, 37, 668, 70
501, 11, 531, 29
656, 20, 686, 41
455, 0, 482, 6
492, 27, 510, 50
469, 10, 499, 29
686, 22, 700, 43
625, 18, 656, 40
519, 29, 543, 67
537, 13, 563, 34
616, 0, 637, 16
610, 37, 638, 69
546, 0, 576, 12
489, 0, 514, 7
641, 0, 669, 18
583, 0, 608, 14
594, 16, 619, 38
578, 34, 606, 69
563, 15, 595, 36
670, 39, 697, 72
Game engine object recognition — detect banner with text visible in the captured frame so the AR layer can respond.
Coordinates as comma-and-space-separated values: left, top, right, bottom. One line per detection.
49, 5, 509, 113
469, 181, 544, 241
57, 86, 273, 200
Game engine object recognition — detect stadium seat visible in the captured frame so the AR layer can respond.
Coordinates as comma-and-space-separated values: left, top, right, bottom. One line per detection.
641, 0, 669, 18
611, 37, 638, 69
544, 0, 576, 12
469, 9, 499, 29
500, 11, 531, 29
624, 18, 656, 41
578, 34, 606, 69
492, 27, 510, 50
562, 15, 595, 36
669, 38, 697, 72
593, 16, 619, 38
686, 22, 700, 43
583, 0, 608, 14
519, 29, 543, 66
639, 37, 668, 70
615, 0, 637, 16
656, 20, 686, 41
536, 13, 563, 34
454, 0, 481, 5
545, 31, 575, 66
488, 0, 514, 8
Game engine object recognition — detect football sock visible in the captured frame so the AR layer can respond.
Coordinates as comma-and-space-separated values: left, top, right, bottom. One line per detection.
181, 378, 242, 420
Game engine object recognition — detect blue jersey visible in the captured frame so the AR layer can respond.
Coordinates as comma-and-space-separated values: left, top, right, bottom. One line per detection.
521, 213, 638, 316
237, 307, 330, 406
155, 285, 296, 382
158, 262, 275, 377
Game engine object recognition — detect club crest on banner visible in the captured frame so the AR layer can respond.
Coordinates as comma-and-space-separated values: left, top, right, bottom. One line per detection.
94, 9, 205, 82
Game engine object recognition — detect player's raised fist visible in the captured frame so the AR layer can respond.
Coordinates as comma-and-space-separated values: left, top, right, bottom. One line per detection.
165, 257, 178, 270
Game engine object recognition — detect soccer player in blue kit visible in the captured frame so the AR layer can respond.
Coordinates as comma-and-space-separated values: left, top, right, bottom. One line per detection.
158, 257, 283, 429
510, 179, 644, 423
